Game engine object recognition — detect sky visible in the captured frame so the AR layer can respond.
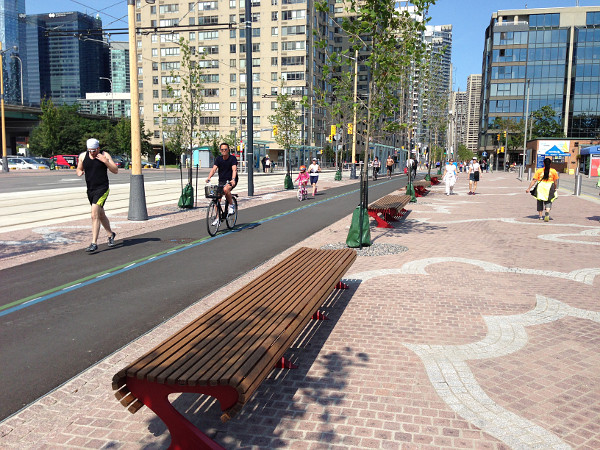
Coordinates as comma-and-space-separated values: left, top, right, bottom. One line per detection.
27, 0, 598, 92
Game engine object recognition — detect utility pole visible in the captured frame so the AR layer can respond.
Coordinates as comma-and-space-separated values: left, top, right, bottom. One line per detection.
245, 0, 254, 195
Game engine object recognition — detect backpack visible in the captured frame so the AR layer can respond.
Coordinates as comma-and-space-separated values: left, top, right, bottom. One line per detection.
178, 183, 194, 208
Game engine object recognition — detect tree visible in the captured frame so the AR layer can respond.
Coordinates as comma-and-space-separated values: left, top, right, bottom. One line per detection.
456, 143, 473, 162
530, 105, 564, 138
161, 38, 206, 183
269, 85, 301, 186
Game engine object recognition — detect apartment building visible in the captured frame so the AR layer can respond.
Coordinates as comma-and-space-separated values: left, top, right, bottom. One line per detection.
466, 73, 481, 151
134, 0, 331, 164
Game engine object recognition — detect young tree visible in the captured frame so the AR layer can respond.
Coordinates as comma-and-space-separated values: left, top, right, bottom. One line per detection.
161, 38, 206, 183
530, 105, 564, 138
269, 86, 301, 187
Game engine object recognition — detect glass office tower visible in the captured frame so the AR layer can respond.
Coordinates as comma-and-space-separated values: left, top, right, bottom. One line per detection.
24, 12, 109, 106
0, 0, 25, 104
481, 6, 600, 153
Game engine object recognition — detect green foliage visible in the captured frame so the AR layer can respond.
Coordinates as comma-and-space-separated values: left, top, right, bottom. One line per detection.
161, 38, 207, 156
269, 83, 301, 153
29, 99, 148, 157
457, 143, 474, 161
531, 105, 564, 138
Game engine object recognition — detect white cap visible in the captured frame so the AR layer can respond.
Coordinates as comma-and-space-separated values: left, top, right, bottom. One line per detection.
87, 138, 100, 149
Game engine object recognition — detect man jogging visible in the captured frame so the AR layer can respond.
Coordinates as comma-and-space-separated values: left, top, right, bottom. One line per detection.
76, 138, 118, 252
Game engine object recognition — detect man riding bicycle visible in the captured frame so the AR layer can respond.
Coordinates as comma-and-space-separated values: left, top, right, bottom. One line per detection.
205, 142, 238, 215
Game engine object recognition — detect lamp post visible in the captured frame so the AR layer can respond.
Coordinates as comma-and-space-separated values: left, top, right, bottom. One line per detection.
1, 43, 8, 172
351, 49, 359, 179
10, 54, 23, 106
127, 0, 148, 220
522, 79, 531, 178
99, 76, 114, 118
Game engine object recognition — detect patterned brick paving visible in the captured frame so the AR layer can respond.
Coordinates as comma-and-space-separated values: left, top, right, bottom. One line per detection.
1, 172, 599, 449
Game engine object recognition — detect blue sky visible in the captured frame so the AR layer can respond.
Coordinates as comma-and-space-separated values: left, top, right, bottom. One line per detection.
28, 0, 597, 92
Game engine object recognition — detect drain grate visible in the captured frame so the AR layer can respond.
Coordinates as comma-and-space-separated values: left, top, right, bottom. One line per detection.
320, 242, 408, 257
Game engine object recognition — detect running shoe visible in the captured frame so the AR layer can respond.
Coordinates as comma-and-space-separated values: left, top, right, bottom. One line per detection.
85, 243, 98, 253
228, 204, 235, 215
544, 212, 550, 222
108, 232, 116, 247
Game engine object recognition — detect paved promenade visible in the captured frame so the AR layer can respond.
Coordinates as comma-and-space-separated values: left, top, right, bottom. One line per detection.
1, 171, 599, 449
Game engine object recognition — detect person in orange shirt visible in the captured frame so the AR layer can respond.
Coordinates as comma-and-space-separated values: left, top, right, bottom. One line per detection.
526, 157, 559, 221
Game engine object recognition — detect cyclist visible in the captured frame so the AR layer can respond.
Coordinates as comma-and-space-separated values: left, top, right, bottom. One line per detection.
205, 142, 238, 215
295, 165, 309, 198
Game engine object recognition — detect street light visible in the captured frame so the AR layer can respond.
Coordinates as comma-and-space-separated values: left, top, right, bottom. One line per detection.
10, 54, 23, 106
99, 77, 114, 118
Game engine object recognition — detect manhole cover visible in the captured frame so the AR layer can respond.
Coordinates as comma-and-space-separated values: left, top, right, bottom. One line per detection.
320, 242, 408, 257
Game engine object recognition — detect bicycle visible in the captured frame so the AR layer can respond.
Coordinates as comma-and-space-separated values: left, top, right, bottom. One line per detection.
205, 183, 238, 237
297, 182, 308, 201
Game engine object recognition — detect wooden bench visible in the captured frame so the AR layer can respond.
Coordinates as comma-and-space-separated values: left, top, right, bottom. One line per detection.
430, 176, 440, 185
367, 194, 412, 228
112, 247, 356, 449
412, 179, 431, 197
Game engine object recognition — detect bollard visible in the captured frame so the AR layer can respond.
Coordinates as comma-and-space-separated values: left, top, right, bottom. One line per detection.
574, 174, 582, 196
527, 168, 532, 181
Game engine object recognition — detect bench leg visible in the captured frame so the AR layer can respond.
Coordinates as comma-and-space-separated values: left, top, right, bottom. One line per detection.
335, 281, 349, 289
382, 211, 399, 222
368, 209, 392, 228
276, 357, 298, 369
312, 310, 329, 320
126, 377, 238, 450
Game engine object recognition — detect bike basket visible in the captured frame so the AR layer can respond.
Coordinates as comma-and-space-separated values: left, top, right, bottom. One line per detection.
205, 184, 224, 198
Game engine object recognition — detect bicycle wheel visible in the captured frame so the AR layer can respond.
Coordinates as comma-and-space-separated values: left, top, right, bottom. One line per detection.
206, 200, 220, 236
226, 196, 238, 229
297, 188, 303, 201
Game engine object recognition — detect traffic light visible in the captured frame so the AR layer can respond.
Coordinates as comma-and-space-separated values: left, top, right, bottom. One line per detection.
273, 125, 278, 136
503, 130, 507, 138
331, 125, 337, 136
347, 123, 353, 135
499, 147, 505, 153
497, 133, 500, 142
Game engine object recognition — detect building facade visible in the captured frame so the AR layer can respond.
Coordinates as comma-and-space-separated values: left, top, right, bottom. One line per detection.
481, 6, 600, 156
24, 12, 109, 106
110, 41, 130, 94
466, 74, 481, 151
134, 0, 331, 165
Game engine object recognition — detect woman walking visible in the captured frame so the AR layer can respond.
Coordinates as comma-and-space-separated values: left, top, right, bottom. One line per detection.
442, 159, 458, 195
526, 157, 559, 221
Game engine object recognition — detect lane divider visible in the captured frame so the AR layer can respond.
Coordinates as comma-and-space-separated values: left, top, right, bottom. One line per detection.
0, 179, 395, 317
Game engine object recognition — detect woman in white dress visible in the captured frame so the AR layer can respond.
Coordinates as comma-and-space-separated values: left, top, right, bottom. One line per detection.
442, 159, 458, 195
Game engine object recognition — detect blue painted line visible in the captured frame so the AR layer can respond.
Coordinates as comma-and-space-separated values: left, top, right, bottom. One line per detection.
0, 180, 394, 317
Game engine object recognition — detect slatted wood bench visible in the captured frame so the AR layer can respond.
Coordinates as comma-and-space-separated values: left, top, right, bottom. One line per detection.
112, 247, 356, 450
367, 194, 412, 228
412, 179, 431, 197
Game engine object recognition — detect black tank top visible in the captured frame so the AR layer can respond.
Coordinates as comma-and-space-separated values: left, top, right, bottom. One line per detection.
82, 152, 109, 191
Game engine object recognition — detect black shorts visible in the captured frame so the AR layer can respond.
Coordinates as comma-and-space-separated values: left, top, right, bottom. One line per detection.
87, 188, 110, 207
469, 172, 480, 182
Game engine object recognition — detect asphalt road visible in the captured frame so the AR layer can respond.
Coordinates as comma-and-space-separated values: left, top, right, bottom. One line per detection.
0, 177, 405, 420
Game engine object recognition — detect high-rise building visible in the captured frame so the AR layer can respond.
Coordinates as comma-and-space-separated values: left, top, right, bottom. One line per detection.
448, 91, 467, 157
24, 12, 109, 106
110, 41, 129, 94
134, 0, 330, 163
0, 0, 25, 105
466, 74, 481, 151
481, 6, 600, 155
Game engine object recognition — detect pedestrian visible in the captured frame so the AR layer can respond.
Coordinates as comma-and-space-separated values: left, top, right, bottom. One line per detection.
76, 138, 118, 253
155, 152, 161, 169
308, 157, 321, 196
526, 157, 559, 221
442, 158, 458, 195
411, 156, 417, 179
265, 156, 271, 173
468, 156, 481, 195
372, 156, 381, 179
261, 155, 266, 173
386, 154, 394, 178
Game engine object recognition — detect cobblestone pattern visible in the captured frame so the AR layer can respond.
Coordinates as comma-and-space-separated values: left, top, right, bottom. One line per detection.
1, 173, 599, 449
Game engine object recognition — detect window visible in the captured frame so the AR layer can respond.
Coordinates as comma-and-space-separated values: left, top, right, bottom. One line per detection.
198, 31, 219, 40
161, 47, 180, 57
198, 45, 219, 54
189, 17, 195, 25
160, 33, 179, 42
154, 131, 160, 138
198, 60, 219, 69
253, 43, 260, 52
230, 29, 236, 39
199, 117, 220, 125
198, 15, 218, 25
152, 48, 158, 57
230, 44, 237, 53
281, 25, 305, 36
282, 71, 304, 81
230, 59, 236, 68
151, 35, 158, 43
189, 2, 195, 11
271, 57, 278, 66
197, 1, 218, 10
252, 58, 260, 67
230, 0, 236, 7
230, 117, 237, 125
282, 10, 306, 20
162, 76, 180, 84
271, 72, 278, 81
282, 40, 305, 51
271, 27, 279, 36
189, 32, 196, 41
230, 102, 237, 110
231, 88, 237, 96
161, 62, 180, 70
271, 42, 278, 51
159, 4, 179, 13
153, 76, 159, 85
253, 116, 260, 125
200, 74, 220, 83
281, 56, 305, 65
201, 103, 220, 111
159, 19, 179, 26
150, 5, 156, 14
230, 73, 237, 82
152, 62, 158, 71
153, 90, 159, 98
272, 12, 278, 21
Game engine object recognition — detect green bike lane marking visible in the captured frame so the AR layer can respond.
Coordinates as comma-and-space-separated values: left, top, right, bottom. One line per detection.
1, 180, 396, 317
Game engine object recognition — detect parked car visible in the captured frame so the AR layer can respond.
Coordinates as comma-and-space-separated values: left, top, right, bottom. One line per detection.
141, 160, 154, 168
50, 155, 79, 169
112, 155, 130, 169
30, 157, 52, 168
7, 156, 48, 170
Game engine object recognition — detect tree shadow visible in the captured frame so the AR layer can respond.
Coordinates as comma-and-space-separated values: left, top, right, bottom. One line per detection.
586, 215, 600, 222
140, 281, 363, 448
